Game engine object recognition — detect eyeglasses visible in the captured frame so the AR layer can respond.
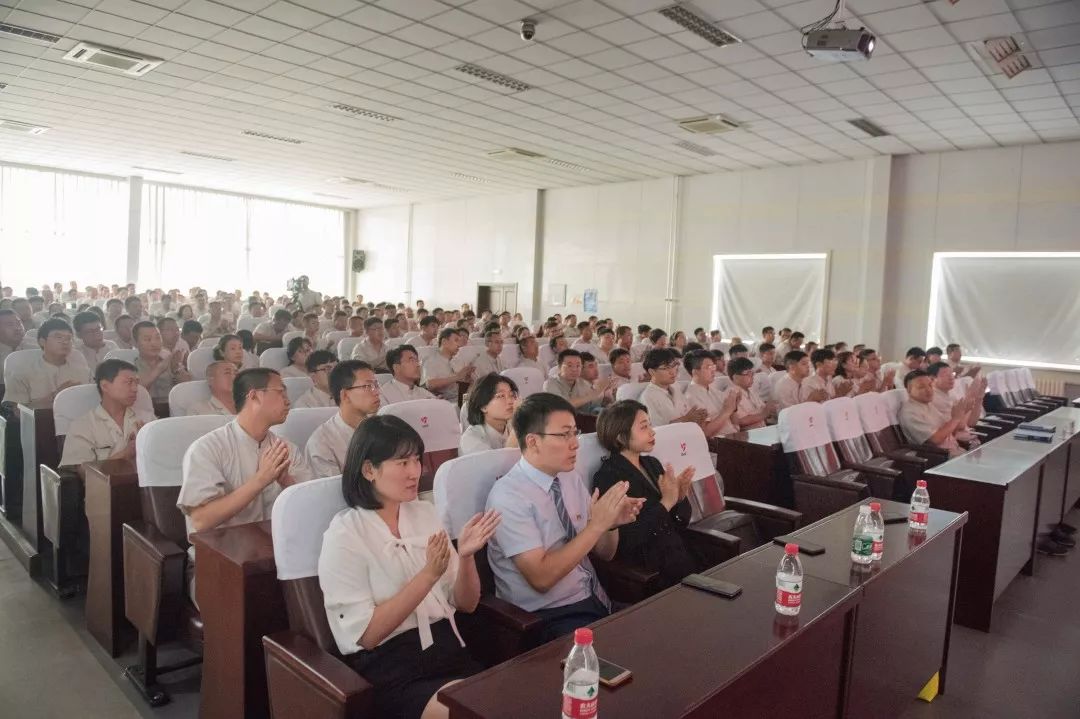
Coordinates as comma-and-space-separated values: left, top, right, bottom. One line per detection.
493, 391, 518, 401
345, 382, 380, 393
657, 362, 681, 371
537, 429, 581, 440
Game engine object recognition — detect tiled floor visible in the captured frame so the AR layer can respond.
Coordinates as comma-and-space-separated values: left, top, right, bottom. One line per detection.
2, 509, 1079, 718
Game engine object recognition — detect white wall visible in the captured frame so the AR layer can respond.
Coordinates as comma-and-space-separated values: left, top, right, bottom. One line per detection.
353, 204, 410, 303
540, 178, 675, 327
882, 140, 1080, 360
675, 157, 891, 346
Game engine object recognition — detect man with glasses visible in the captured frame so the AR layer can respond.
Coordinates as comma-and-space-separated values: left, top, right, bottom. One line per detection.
304, 360, 380, 477
639, 348, 707, 428
178, 368, 312, 602
73, 310, 116, 372
379, 345, 434, 406
485, 393, 643, 641
3, 318, 91, 405
543, 349, 612, 414
293, 350, 337, 408
728, 357, 773, 429
350, 317, 389, 371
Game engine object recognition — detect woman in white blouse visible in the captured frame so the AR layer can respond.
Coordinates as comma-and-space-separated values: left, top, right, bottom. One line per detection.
319, 415, 500, 719
459, 373, 519, 455
280, 336, 312, 378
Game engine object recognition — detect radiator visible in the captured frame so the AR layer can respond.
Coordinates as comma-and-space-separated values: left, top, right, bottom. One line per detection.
1036, 378, 1065, 396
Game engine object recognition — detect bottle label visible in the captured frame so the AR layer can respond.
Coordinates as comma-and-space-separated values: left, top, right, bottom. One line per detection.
909, 511, 928, 525
852, 535, 873, 556
872, 537, 884, 555
562, 688, 598, 719
775, 576, 802, 608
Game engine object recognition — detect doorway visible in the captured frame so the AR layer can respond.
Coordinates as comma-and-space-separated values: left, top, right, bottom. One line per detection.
476, 283, 518, 315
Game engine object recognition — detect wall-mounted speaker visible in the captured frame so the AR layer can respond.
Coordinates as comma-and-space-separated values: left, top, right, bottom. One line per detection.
352, 249, 366, 272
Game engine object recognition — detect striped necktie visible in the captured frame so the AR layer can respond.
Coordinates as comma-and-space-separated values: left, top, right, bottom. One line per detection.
550, 477, 611, 611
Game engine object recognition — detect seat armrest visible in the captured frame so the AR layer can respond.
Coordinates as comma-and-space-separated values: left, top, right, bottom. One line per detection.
843, 461, 902, 478
901, 443, 951, 459
592, 557, 663, 603
723, 497, 802, 527
475, 595, 543, 634
262, 631, 374, 719
683, 525, 742, 566
790, 472, 868, 524
791, 472, 865, 491
122, 521, 187, 641
883, 450, 928, 468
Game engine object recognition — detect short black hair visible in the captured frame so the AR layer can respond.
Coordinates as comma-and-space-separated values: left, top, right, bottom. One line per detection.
946, 343, 960, 354
596, 399, 648, 454
683, 349, 713, 373
904, 368, 930, 388
727, 356, 754, 378
511, 392, 575, 446
791, 331, 805, 341
637, 324, 651, 334
181, 320, 203, 335
557, 348, 582, 366
286, 336, 311, 363
341, 415, 425, 510
858, 347, 877, 361
330, 359, 373, 404
237, 329, 255, 351
38, 318, 73, 341
155, 316, 177, 331
94, 359, 137, 394
73, 311, 101, 333
761, 326, 774, 334
579, 351, 596, 364
905, 346, 926, 359
926, 361, 951, 377
213, 333, 241, 361
273, 309, 291, 322
234, 367, 279, 411
729, 343, 748, 355
466, 373, 518, 426
383, 317, 398, 330
648, 328, 667, 344
437, 328, 457, 346
810, 348, 835, 366
926, 346, 943, 357
386, 344, 417, 372
132, 320, 156, 342
758, 342, 775, 353
364, 316, 382, 330
643, 347, 678, 371
420, 315, 439, 328
608, 348, 630, 364
305, 349, 336, 373
784, 350, 808, 367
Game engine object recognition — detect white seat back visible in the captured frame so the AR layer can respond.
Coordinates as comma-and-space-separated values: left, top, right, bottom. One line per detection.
169, 380, 212, 417
402, 332, 421, 343
468, 338, 485, 346
377, 398, 460, 452
283, 376, 314, 404
259, 348, 289, 370
615, 382, 649, 402
499, 343, 521, 369
324, 331, 349, 355
649, 422, 724, 522
271, 475, 345, 580
138, 415, 231, 487
337, 337, 362, 359
570, 341, 593, 354
281, 331, 305, 349
433, 448, 520, 538
881, 388, 908, 427
709, 342, 724, 352
417, 346, 436, 362
186, 347, 216, 379
539, 343, 556, 369
386, 337, 406, 350
104, 349, 138, 363
854, 392, 892, 434
823, 396, 863, 442
574, 432, 605, 490
1021, 367, 1040, 394
271, 407, 338, 448
197, 338, 219, 349
1003, 369, 1026, 399
778, 402, 832, 453
500, 367, 545, 398
452, 345, 482, 368
236, 315, 259, 332
53, 384, 155, 435
376, 373, 394, 386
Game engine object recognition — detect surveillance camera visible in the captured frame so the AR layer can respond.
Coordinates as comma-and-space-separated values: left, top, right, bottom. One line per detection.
520, 19, 536, 41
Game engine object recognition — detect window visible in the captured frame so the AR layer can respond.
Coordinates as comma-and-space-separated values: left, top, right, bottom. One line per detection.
711, 254, 829, 343
927, 252, 1080, 371
0, 165, 128, 292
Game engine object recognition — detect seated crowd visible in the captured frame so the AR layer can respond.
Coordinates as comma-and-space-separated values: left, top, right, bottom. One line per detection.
1, 281, 997, 719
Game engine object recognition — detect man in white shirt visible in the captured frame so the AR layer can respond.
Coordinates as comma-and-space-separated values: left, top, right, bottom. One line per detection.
0, 309, 35, 367
132, 321, 191, 401
383, 316, 403, 340
857, 348, 894, 393
189, 361, 238, 416
882, 347, 927, 391
253, 309, 293, 344
755, 343, 778, 375
801, 349, 852, 402
379, 345, 435, 405
124, 295, 149, 323
3, 318, 91, 405
593, 329, 615, 362
946, 343, 981, 378
773, 350, 825, 411
350, 317, 388, 372
898, 370, 971, 458
928, 361, 983, 445
752, 327, 776, 356
421, 329, 473, 404
516, 336, 546, 375
12, 298, 37, 331
774, 330, 803, 362
113, 315, 136, 350
471, 331, 505, 381
103, 299, 123, 331
683, 350, 738, 437
728, 357, 771, 430
639, 348, 707, 428
60, 359, 156, 466
198, 300, 232, 338
73, 311, 116, 372
543, 350, 610, 414
414, 316, 440, 348
304, 360, 381, 477
293, 350, 337, 408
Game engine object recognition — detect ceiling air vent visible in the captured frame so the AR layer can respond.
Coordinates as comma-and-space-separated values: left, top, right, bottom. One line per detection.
543, 158, 593, 173
848, 118, 889, 137
677, 115, 741, 134
0, 119, 49, 135
241, 129, 303, 144
965, 36, 1034, 80
329, 103, 399, 122
658, 5, 742, 48
455, 64, 531, 92
486, 147, 544, 160
180, 150, 237, 162
674, 140, 718, 156
0, 22, 62, 46
63, 42, 161, 76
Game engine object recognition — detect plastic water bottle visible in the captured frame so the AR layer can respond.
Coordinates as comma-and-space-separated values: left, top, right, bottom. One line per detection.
869, 502, 885, 561
562, 628, 599, 719
851, 505, 874, 565
909, 480, 930, 531
775, 543, 804, 616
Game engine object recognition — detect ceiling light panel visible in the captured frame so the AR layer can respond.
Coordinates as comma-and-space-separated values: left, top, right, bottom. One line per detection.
329, 103, 400, 123
454, 64, 532, 93
241, 130, 304, 144
658, 5, 742, 48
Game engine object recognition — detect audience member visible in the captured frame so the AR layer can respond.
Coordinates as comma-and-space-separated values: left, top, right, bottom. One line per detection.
3, 318, 91, 405
281, 337, 312, 378
189, 361, 238, 416
133, 321, 190, 399
380, 345, 435, 405
294, 350, 338, 408
543, 349, 610, 414
471, 331, 505, 380
774, 350, 823, 410
351, 317, 389, 371
515, 336, 546, 375
460, 374, 518, 455
421, 329, 473, 404
304, 360, 381, 477
254, 309, 293, 344
0, 308, 34, 366
899, 369, 973, 458
113, 314, 136, 350
639, 348, 707, 428
59, 359, 156, 466
683, 350, 738, 437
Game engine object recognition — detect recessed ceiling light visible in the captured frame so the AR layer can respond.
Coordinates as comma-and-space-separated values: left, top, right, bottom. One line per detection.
674, 140, 718, 157
180, 150, 237, 162
454, 63, 531, 93
543, 158, 593, 173
241, 129, 304, 144
0, 22, 61, 46
848, 118, 888, 138
0, 119, 49, 135
486, 147, 544, 160
451, 172, 492, 183
658, 5, 741, 48
329, 103, 399, 123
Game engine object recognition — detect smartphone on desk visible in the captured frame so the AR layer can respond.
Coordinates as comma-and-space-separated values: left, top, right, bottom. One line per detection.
561, 657, 632, 688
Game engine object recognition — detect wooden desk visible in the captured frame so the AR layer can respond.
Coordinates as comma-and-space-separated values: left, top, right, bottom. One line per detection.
745, 501, 966, 716
81, 459, 140, 657
192, 520, 286, 719
441, 502, 965, 719
926, 412, 1080, 631
711, 425, 791, 507
18, 401, 57, 555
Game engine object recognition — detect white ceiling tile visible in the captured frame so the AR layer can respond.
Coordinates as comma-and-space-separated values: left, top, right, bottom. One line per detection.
885, 25, 954, 52
723, 10, 792, 38
935, 76, 995, 94
589, 18, 655, 45
545, 30, 612, 55
903, 44, 971, 67
1015, 1, 1080, 31
945, 13, 1023, 43
289, 0, 357, 16
1026, 24, 1080, 51
79, 10, 149, 36
393, 23, 458, 48
259, 1, 330, 29
341, 4, 412, 33
373, 0, 448, 21
1040, 45, 1080, 66
235, 15, 302, 41
547, 0, 622, 28
178, 0, 247, 26
584, 46, 642, 70
821, 77, 876, 95
360, 35, 424, 59
928, 0, 1011, 22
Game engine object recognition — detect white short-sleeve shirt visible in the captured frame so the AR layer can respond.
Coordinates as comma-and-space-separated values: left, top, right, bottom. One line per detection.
459, 422, 509, 455
421, 351, 458, 403
304, 413, 358, 478
471, 352, 504, 381
3, 354, 91, 405
640, 382, 690, 427
293, 386, 335, 409
379, 378, 434, 406
189, 395, 235, 417
60, 405, 156, 466
774, 373, 810, 410
684, 383, 737, 436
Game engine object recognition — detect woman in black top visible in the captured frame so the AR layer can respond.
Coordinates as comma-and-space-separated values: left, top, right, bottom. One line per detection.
592, 400, 697, 587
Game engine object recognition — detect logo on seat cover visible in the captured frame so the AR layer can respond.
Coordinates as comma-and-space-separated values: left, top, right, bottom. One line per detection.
420, 416, 429, 427
680, 441, 687, 456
